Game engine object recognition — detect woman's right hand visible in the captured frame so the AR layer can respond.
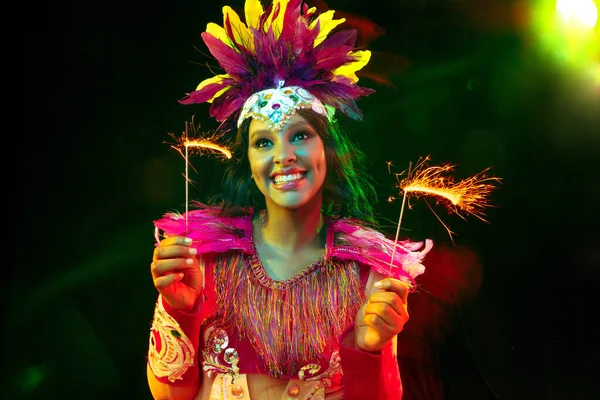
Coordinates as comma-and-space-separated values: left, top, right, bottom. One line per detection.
151, 236, 203, 312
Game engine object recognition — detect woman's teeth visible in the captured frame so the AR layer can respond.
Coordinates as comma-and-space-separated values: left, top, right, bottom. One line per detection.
273, 173, 304, 184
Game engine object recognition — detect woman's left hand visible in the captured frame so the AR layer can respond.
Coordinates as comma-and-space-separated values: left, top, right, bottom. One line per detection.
354, 278, 410, 353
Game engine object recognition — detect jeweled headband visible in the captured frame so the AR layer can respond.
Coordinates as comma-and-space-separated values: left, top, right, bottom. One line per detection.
178, 0, 375, 130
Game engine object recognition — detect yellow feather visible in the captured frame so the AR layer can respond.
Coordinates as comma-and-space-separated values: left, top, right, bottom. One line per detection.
263, 0, 280, 33
271, 0, 289, 39
223, 6, 254, 51
195, 74, 232, 103
206, 23, 234, 48
244, 0, 263, 29
332, 50, 372, 83
309, 10, 345, 47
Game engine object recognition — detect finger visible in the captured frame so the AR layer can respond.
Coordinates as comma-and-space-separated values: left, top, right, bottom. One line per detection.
159, 236, 193, 247
153, 243, 197, 261
364, 302, 407, 330
374, 278, 410, 304
367, 292, 405, 316
363, 313, 397, 338
151, 257, 197, 279
154, 272, 184, 290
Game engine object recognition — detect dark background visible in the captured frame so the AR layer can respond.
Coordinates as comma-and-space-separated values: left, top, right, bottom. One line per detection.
10, 0, 600, 399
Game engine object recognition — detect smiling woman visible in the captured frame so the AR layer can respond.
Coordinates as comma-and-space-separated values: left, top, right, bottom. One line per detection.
146, 1, 433, 399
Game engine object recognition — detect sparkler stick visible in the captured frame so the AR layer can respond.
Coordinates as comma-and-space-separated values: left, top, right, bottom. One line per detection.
168, 117, 232, 291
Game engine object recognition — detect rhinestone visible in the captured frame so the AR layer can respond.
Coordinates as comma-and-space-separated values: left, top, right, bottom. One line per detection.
272, 103, 281, 109
259, 100, 268, 108
224, 348, 239, 364
231, 384, 244, 398
287, 384, 300, 396
264, 93, 273, 100
209, 328, 229, 354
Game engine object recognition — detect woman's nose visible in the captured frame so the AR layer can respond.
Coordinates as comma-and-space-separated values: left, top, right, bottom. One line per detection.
273, 142, 297, 165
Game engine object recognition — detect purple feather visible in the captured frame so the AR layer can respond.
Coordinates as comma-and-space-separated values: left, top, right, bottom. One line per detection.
201, 32, 247, 76
178, 80, 233, 105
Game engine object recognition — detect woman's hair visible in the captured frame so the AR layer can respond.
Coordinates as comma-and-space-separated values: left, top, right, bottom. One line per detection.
209, 109, 378, 226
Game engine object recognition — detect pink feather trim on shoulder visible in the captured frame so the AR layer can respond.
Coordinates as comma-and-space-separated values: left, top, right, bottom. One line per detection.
153, 206, 433, 284
327, 219, 433, 285
153, 206, 253, 254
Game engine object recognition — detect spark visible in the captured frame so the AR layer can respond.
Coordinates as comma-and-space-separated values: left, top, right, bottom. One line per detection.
169, 116, 232, 160
397, 156, 501, 224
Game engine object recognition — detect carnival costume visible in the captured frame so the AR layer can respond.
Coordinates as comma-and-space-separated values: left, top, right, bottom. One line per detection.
147, 1, 433, 399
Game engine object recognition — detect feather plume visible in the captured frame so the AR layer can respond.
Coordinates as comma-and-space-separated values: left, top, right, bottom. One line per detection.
179, 0, 375, 124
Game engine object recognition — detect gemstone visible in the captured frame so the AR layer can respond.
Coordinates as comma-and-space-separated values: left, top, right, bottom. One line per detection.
231, 384, 244, 398
284, 89, 293, 94
272, 103, 281, 109
170, 330, 181, 338
287, 384, 300, 396
224, 348, 239, 364
290, 95, 299, 102
209, 328, 229, 354
259, 101, 268, 108
264, 93, 273, 100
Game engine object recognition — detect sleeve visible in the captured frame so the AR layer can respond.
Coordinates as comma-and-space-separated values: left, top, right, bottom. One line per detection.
147, 295, 203, 385
338, 326, 402, 400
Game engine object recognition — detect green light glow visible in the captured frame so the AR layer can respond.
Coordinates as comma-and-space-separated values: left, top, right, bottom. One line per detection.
531, 0, 599, 66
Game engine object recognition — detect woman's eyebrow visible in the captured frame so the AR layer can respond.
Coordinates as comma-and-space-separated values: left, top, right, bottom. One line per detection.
250, 123, 314, 139
249, 129, 272, 139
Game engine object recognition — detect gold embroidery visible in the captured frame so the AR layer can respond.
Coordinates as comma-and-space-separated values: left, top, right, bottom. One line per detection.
148, 297, 195, 382
202, 323, 240, 380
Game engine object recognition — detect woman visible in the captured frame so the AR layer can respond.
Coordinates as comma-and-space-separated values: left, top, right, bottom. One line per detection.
147, 1, 432, 399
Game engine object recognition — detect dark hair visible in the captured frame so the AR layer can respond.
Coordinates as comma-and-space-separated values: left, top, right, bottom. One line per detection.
209, 109, 378, 226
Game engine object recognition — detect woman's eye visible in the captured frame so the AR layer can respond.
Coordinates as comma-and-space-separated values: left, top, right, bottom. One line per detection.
255, 139, 272, 148
291, 131, 309, 142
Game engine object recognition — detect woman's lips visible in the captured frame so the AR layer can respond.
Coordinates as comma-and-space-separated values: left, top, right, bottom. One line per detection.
271, 172, 307, 190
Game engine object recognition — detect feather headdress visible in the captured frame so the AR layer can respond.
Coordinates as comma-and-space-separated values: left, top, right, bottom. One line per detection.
179, 0, 375, 128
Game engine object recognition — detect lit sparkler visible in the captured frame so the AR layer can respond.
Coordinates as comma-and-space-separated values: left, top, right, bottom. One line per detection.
388, 156, 501, 267
168, 116, 232, 231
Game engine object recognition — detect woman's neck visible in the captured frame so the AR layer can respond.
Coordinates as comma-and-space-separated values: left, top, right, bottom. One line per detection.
258, 194, 324, 253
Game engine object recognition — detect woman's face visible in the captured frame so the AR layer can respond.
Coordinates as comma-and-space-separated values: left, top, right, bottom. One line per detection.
247, 113, 327, 210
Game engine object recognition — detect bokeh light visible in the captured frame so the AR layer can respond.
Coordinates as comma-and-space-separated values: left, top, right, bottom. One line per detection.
530, 0, 600, 66
556, 0, 598, 29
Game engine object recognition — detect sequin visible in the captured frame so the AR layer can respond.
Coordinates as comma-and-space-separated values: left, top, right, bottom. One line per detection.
224, 348, 239, 364
231, 384, 244, 398
287, 384, 300, 396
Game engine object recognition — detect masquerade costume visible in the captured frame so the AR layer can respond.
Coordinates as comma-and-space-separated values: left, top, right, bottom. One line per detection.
147, 1, 433, 398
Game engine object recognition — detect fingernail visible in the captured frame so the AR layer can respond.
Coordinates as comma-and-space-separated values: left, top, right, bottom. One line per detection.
184, 237, 192, 244
186, 258, 194, 264
374, 280, 383, 288
189, 248, 197, 255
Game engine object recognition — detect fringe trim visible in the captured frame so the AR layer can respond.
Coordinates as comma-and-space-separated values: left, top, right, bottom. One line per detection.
214, 251, 364, 378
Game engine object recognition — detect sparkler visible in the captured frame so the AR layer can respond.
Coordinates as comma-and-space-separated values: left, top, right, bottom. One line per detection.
168, 116, 232, 231
388, 156, 501, 266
